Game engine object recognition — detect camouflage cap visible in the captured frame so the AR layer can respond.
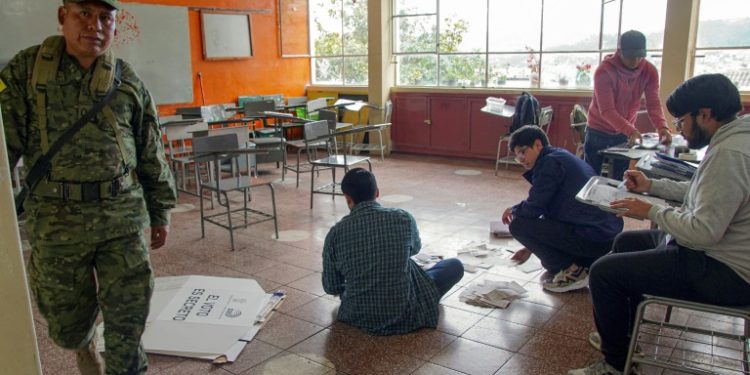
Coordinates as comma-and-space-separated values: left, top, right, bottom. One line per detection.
63, 0, 120, 10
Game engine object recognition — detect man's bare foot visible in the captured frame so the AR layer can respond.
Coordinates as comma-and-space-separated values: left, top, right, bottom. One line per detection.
511, 248, 532, 264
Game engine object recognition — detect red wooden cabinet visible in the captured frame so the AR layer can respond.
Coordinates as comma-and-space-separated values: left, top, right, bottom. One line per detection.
392, 92, 589, 160
392, 95, 431, 149
429, 97, 470, 153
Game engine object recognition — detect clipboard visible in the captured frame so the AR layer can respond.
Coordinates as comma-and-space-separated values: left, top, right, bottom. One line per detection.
575, 176, 669, 216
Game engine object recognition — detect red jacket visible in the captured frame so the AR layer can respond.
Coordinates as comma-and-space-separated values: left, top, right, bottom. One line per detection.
587, 51, 667, 136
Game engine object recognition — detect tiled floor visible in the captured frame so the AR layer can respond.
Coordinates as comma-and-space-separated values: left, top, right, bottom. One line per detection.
29, 152, 714, 375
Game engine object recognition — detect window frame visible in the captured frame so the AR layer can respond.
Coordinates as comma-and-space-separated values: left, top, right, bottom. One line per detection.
691, 1, 750, 92
309, 0, 369, 86
391, 0, 665, 90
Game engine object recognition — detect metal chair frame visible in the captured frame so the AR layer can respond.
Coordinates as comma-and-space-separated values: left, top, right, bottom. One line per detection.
495, 105, 554, 175
624, 294, 750, 375
283, 120, 330, 188
193, 133, 278, 250
307, 123, 391, 209
346, 100, 393, 161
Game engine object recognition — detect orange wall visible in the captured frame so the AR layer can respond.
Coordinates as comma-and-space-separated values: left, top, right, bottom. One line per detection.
122, 0, 311, 115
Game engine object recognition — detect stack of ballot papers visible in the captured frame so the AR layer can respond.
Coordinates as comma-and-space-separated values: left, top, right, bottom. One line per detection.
456, 241, 520, 272
95, 275, 285, 363
637, 153, 697, 181
459, 280, 527, 309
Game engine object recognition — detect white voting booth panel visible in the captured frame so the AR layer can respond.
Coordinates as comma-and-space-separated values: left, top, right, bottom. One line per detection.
142, 276, 273, 361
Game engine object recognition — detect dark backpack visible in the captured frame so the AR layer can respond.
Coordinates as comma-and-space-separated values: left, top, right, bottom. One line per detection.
509, 92, 540, 134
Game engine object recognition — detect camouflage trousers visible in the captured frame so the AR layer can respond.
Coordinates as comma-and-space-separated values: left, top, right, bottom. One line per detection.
28, 230, 153, 375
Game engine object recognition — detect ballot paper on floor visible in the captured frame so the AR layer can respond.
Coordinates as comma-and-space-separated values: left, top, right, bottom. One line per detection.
457, 241, 515, 271
141, 275, 273, 362
459, 280, 527, 309
490, 221, 512, 238
413, 252, 444, 270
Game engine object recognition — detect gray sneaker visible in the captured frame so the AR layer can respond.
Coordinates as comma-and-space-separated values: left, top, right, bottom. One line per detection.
543, 267, 589, 293
589, 331, 602, 351
568, 359, 622, 375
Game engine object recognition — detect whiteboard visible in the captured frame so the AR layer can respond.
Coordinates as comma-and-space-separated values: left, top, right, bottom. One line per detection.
201, 11, 253, 60
0, 2, 192, 105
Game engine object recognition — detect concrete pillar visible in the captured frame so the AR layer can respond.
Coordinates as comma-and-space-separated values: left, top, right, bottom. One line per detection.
368, 0, 395, 154
660, 0, 700, 125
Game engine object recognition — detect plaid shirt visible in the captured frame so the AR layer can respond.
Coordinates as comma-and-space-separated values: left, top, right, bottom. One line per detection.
322, 201, 440, 335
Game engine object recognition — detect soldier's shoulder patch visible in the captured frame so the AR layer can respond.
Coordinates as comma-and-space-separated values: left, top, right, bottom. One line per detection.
0, 78, 6, 93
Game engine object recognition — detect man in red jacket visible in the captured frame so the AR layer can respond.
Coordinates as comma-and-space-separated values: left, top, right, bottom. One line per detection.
584, 30, 671, 180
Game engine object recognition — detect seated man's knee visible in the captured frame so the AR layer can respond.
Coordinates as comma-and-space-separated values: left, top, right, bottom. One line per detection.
447, 258, 465, 280
509, 216, 533, 237
589, 254, 623, 284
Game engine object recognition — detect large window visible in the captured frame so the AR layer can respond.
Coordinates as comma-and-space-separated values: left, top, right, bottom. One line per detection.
310, 0, 368, 85
693, 0, 750, 91
393, 0, 667, 89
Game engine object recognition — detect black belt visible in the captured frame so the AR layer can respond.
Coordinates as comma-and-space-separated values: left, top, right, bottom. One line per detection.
33, 174, 134, 202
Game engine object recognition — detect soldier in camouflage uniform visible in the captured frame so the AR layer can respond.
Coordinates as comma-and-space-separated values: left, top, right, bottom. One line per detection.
0, 0, 176, 374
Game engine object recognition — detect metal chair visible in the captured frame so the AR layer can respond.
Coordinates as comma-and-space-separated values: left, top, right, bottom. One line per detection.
245, 100, 286, 169
308, 122, 390, 208
495, 105, 553, 175
283, 120, 330, 188
570, 104, 588, 158
347, 100, 392, 161
162, 117, 208, 196
624, 295, 750, 375
193, 133, 278, 250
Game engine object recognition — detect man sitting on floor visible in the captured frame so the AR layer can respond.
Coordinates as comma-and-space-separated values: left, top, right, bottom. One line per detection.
322, 168, 464, 335
569, 73, 750, 375
502, 125, 623, 293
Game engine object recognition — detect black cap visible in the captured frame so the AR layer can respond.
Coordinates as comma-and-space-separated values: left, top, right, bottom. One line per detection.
619, 30, 647, 58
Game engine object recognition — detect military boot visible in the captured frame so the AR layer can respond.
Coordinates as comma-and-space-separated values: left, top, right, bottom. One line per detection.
75, 339, 104, 375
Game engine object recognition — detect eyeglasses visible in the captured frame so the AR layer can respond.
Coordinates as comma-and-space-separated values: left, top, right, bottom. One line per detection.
514, 146, 529, 162
672, 114, 690, 131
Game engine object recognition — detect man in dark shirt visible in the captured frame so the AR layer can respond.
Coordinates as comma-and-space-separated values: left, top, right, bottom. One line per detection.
322, 168, 464, 335
502, 126, 623, 293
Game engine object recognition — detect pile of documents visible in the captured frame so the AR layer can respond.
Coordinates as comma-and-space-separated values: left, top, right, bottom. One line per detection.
457, 241, 518, 272
644, 153, 697, 181
459, 280, 527, 309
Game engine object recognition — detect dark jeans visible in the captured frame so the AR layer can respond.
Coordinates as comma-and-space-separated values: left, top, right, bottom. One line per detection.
584, 127, 629, 180
425, 258, 464, 296
590, 230, 750, 371
509, 216, 614, 272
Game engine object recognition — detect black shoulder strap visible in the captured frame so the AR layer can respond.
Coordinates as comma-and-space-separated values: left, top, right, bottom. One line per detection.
15, 59, 123, 216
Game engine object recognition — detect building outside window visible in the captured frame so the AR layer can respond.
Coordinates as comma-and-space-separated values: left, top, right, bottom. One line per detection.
393, 0, 667, 90
693, 0, 750, 92
310, 0, 369, 86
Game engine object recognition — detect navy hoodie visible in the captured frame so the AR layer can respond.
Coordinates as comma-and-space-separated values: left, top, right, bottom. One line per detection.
512, 146, 623, 242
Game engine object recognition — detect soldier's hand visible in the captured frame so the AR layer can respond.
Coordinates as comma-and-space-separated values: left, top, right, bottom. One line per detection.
150, 225, 169, 249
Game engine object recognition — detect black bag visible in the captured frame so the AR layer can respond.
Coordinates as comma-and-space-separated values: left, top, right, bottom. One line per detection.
509, 91, 540, 134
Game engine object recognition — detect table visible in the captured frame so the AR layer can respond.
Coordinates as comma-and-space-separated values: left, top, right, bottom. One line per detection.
601, 142, 706, 179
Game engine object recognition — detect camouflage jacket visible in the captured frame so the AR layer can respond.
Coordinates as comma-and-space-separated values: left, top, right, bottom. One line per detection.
1, 44, 176, 245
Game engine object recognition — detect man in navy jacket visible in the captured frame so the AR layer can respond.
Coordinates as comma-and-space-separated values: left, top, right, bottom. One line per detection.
502, 126, 623, 292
